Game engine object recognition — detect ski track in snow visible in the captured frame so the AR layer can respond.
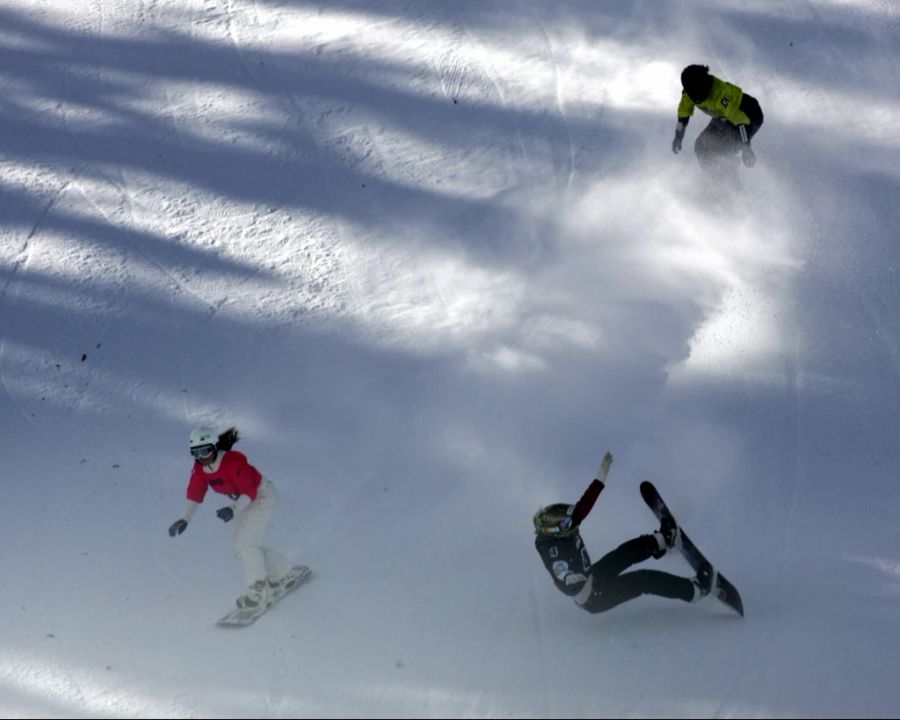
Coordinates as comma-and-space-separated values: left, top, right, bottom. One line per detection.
450, 5, 542, 203
0, 185, 68, 427
532, 16, 577, 194
264, 639, 288, 717
217, 0, 359, 326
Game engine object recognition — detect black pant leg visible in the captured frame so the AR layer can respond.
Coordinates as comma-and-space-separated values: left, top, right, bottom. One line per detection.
694, 118, 741, 171
579, 535, 695, 615
589, 536, 656, 582
581, 569, 695, 614
739, 94, 764, 139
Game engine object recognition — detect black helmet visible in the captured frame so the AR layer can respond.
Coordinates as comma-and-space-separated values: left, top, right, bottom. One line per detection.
681, 64, 713, 103
533, 503, 578, 538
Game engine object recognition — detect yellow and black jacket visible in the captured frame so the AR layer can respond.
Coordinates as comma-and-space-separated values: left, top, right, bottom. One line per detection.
678, 76, 752, 127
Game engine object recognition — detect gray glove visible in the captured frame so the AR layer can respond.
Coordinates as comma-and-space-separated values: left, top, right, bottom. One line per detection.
741, 145, 757, 168
596, 452, 614, 483
168, 519, 188, 537
672, 122, 686, 154
216, 507, 234, 523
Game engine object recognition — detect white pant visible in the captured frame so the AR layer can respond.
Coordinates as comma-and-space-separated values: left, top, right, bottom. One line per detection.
232, 480, 292, 586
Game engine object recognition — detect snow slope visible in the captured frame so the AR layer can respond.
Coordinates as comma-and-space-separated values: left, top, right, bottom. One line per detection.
1, 0, 899, 717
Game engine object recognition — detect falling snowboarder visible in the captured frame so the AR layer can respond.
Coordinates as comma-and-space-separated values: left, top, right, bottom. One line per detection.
533, 452, 719, 615
168, 426, 302, 613
671, 64, 764, 186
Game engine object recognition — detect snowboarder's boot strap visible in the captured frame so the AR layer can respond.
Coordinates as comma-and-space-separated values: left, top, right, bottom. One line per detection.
236, 580, 268, 609
660, 516, 679, 549
650, 532, 667, 559
692, 562, 717, 601
268, 568, 303, 591
649, 516, 680, 559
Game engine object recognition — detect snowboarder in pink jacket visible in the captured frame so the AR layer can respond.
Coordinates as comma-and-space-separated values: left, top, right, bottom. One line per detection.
169, 426, 293, 609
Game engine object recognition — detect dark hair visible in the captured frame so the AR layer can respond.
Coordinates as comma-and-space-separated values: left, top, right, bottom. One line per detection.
681, 64, 713, 103
217, 426, 239, 452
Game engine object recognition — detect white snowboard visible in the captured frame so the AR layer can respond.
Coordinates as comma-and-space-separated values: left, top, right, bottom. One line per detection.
216, 565, 312, 628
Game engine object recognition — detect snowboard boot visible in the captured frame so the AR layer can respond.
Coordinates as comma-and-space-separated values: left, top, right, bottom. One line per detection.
266, 569, 302, 599
265, 576, 283, 602
281, 572, 300, 591
650, 516, 680, 559
691, 561, 717, 601
266, 573, 291, 598
236, 579, 269, 609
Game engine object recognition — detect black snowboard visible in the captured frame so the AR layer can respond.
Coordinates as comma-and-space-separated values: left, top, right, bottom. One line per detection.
640, 481, 744, 617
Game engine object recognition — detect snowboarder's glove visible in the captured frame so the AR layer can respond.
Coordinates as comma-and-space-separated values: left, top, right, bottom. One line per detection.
168, 519, 188, 537
595, 452, 614, 484
216, 507, 234, 523
672, 122, 686, 154
741, 145, 757, 168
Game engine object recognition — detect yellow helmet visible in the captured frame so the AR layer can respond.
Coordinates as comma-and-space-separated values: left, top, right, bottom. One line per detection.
533, 503, 577, 538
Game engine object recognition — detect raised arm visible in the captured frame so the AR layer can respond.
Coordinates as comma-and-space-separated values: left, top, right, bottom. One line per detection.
571, 452, 613, 526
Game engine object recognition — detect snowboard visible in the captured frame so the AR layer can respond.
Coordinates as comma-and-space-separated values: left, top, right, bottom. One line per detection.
216, 565, 312, 628
639, 482, 744, 617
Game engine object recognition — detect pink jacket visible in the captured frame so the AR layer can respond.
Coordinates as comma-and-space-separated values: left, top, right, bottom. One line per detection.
186, 451, 262, 503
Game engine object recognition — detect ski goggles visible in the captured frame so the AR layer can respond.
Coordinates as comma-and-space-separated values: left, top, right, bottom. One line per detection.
190, 444, 216, 459
542, 516, 574, 535
533, 506, 576, 536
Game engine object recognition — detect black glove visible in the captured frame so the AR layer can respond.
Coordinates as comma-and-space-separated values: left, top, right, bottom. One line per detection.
168, 519, 188, 537
216, 507, 234, 523
672, 122, 686, 154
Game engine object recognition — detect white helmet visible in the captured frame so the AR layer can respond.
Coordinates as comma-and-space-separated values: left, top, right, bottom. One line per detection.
189, 426, 218, 447
189, 426, 218, 459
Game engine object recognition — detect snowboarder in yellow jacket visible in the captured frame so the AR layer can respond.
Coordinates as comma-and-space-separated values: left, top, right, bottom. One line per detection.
672, 64, 764, 176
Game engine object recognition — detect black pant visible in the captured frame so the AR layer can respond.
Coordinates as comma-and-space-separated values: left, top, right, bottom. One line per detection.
579, 536, 694, 614
694, 93, 764, 172
741, 94, 764, 139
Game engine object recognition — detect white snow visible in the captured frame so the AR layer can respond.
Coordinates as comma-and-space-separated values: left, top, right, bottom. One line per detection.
1, 0, 899, 717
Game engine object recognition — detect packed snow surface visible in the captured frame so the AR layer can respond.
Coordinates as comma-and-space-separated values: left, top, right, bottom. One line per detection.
1, 0, 899, 717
